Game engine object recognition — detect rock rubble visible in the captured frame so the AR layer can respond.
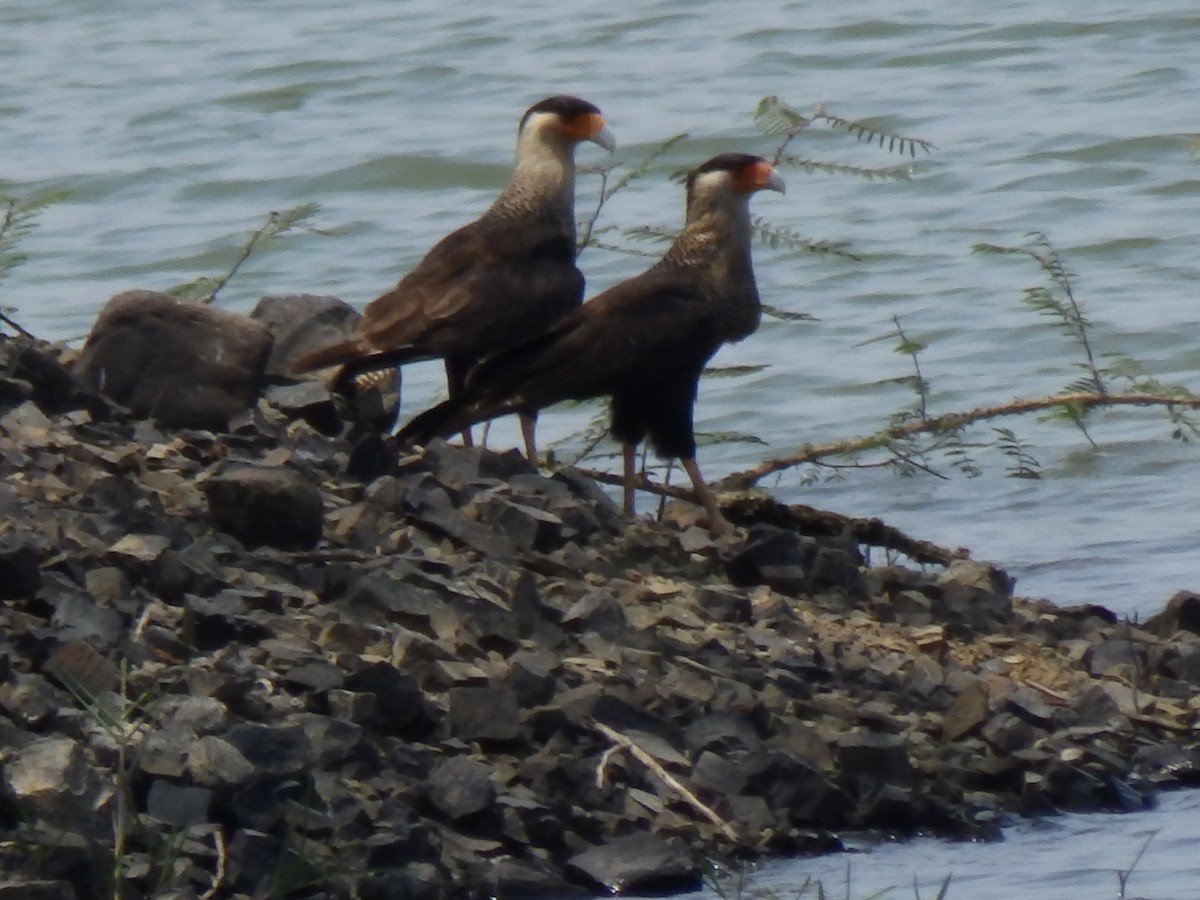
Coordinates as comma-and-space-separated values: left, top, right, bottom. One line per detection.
1, 293, 1199, 900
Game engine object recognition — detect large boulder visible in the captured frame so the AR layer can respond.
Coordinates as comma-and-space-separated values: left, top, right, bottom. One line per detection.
249, 294, 360, 379
75, 290, 272, 430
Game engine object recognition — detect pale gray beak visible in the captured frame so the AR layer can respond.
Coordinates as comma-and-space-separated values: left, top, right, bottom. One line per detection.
765, 169, 786, 194
590, 123, 617, 153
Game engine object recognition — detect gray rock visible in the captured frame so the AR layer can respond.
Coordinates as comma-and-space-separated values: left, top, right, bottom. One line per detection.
934, 560, 1014, 630
691, 749, 748, 798
0, 536, 40, 600
694, 587, 753, 624
561, 590, 628, 640
359, 863, 444, 900
741, 750, 848, 826
222, 723, 313, 776
343, 661, 437, 738
186, 735, 256, 787
1144, 590, 1200, 638
855, 782, 917, 831
263, 379, 342, 434
49, 593, 124, 648
567, 832, 700, 895
449, 685, 522, 743
146, 779, 212, 828
249, 294, 360, 379
981, 711, 1035, 753
1040, 761, 1105, 811
326, 689, 377, 723
489, 858, 589, 900
75, 290, 271, 430
1085, 637, 1144, 678
469, 493, 564, 553
291, 713, 363, 766
1073, 683, 1123, 727
838, 732, 914, 789
203, 463, 324, 550
1005, 687, 1056, 729
0, 674, 62, 728
3, 737, 110, 832
428, 755, 495, 821
0, 882, 77, 900
684, 712, 762, 756
726, 525, 817, 594
942, 678, 990, 741
500, 655, 558, 709
139, 725, 196, 777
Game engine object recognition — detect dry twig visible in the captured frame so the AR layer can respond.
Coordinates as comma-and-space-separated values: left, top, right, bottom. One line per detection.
591, 720, 738, 842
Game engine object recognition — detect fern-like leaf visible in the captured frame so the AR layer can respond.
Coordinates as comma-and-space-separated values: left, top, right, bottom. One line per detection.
750, 217, 859, 260
777, 155, 917, 181
0, 189, 71, 283
695, 430, 768, 447
815, 110, 936, 157
703, 364, 769, 378
754, 95, 811, 135
993, 426, 1041, 478
762, 304, 816, 322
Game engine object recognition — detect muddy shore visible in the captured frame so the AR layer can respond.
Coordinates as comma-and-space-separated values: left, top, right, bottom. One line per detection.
2, 293, 1199, 900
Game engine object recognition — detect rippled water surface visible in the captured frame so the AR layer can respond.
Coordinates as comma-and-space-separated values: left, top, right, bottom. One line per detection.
5, 1, 1200, 893
676, 789, 1200, 900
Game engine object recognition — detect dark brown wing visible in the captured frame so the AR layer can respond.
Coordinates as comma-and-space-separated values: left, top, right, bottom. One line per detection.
397, 267, 720, 444
358, 217, 582, 358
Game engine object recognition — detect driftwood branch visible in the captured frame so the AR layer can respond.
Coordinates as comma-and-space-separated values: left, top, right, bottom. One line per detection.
591, 719, 738, 842
572, 468, 967, 565
721, 391, 1200, 490
721, 493, 968, 567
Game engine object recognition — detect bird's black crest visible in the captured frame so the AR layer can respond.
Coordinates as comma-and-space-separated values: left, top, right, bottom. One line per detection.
520, 95, 601, 130
686, 153, 766, 192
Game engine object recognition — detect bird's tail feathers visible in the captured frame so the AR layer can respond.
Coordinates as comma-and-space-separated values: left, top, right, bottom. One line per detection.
330, 345, 437, 395
289, 339, 368, 375
395, 397, 482, 447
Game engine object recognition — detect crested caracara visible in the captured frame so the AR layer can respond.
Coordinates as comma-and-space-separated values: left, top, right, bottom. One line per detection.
397, 153, 785, 534
291, 95, 616, 459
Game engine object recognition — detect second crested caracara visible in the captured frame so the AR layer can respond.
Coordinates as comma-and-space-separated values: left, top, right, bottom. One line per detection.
396, 153, 785, 534
290, 95, 616, 458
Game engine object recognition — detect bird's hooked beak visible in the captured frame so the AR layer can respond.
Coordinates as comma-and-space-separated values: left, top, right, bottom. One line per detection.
586, 114, 617, 153
731, 159, 786, 195
755, 161, 786, 195
561, 111, 616, 153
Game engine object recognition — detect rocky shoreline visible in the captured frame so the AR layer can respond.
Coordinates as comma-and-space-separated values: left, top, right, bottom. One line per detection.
2, 292, 1200, 900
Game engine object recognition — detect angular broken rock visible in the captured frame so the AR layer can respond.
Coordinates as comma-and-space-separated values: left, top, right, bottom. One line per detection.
567, 832, 699, 895
187, 735, 256, 787
3, 737, 111, 832
203, 464, 324, 550
146, 779, 212, 828
427, 755, 495, 822
0, 535, 41, 600
75, 290, 271, 430
942, 678, 990, 741
726, 524, 816, 594
249, 293, 360, 379
449, 685, 522, 743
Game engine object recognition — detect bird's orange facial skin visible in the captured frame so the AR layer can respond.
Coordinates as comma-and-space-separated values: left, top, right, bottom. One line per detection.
561, 112, 608, 142
734, 160, 777, 194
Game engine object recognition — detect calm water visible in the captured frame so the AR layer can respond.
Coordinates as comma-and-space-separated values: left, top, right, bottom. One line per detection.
4, 1, 1200, 893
